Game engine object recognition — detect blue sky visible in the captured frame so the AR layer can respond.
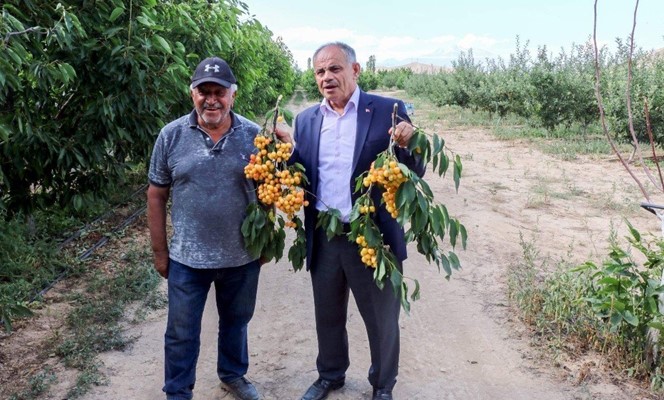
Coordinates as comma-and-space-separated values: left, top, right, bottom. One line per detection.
242, 0, 664, 69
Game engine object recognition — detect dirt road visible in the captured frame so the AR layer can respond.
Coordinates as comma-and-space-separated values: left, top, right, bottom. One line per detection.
77, 94, 659, 400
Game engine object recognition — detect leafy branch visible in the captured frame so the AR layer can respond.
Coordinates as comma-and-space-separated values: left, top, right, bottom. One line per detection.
319, 103, 467, 312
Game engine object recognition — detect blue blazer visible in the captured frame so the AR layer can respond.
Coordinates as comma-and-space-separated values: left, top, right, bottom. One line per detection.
292, 90, 426, 270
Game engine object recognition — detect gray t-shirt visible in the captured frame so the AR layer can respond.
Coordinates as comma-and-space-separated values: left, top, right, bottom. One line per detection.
148, 110, 260, 269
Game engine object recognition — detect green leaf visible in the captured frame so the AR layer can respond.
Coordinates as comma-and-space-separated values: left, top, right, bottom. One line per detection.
109, 7, 125, 22
648, 322, 664, 331
449, 220, 458, 248
400, 282, 411, 313
317, 209, 343, 240
416, 191, 427, 213
609, 312, 622, 330
412, 208, 427, 234
5, 48, 22, 65
0, 122, 9, 141
433, 133, 443, 155
453, 155, 462, 191
390, 269, 403, 296
282, 108, 294, 126
571, 262, 596, 273
153, 35, 172, 54
418, 178, 434, 199
448, 251, 461, 271
440, 253, 451, 277
625, 219, 640, 242
438, 153, 449, 176
597, 276, 620, 286
288, 228, 306, 271
364, 224, 382, 247
265, 109, 276, 122
411, 279, 421, 301
375, 257, 387, 285
136, 15, 153, 26
431, 206, 444, 237
104, 27, 124, 38
396, 180, 416, 209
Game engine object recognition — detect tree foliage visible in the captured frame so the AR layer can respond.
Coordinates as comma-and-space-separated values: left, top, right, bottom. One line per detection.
0, 0, 296, 214
393, 36, 662, 140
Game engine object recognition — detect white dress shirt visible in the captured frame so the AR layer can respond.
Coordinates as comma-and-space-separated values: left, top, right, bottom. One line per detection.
315, 86, 360, 222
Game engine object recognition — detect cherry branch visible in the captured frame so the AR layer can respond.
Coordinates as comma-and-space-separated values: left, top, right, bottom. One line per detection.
644, 99, 664, 190
3, 26, 45, 44
592, 0, 652, 201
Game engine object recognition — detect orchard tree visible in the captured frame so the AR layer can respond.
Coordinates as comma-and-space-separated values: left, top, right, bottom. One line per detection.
366, 55, 376, 73
0, 0, 296, 215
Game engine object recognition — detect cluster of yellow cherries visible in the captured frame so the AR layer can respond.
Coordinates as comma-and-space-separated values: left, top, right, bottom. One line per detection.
244, 135, 308, 228
362, 159, 408, 219
355, 234, 378, 268
353, 157, 409, 268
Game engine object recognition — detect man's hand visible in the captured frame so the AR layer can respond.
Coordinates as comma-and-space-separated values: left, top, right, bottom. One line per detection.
389, 121, 415, 148
274, 127, 294, 144
153, 249, 169, 278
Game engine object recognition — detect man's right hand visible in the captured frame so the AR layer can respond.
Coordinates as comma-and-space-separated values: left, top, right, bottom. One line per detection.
274, 127, 293, 144
153, 250, 169, 279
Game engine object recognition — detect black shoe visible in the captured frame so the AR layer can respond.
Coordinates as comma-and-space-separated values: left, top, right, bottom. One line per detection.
372, 388, 393, 400
222, 376, 260, 400
300, 378, 345, 400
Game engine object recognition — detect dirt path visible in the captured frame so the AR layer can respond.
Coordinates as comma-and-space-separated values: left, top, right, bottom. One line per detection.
78, 96, 660, 400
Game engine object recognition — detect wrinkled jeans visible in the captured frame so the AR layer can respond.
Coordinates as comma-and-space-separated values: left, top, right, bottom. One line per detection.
163, 258, 260, 400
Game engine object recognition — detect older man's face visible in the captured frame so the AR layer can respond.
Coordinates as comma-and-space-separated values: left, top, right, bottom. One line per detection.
313, 45, 360, 111
191, 82, 235, 129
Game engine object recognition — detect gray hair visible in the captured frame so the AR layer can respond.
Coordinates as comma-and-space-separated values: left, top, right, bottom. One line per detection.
313, 42, 357, 65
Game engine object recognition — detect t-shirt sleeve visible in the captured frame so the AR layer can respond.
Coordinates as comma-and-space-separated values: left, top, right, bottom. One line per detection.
148, 131, 172, 187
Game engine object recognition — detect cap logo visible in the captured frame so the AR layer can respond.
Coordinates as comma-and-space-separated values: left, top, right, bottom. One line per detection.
204, 64, 220, 73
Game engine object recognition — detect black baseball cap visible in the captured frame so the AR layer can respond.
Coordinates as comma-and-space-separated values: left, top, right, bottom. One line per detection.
190, 57, 237, 88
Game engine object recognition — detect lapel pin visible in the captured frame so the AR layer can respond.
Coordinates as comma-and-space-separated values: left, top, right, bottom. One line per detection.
365, 108, 370, 113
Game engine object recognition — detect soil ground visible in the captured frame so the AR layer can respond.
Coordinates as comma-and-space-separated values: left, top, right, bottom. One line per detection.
1, 91, 661, 399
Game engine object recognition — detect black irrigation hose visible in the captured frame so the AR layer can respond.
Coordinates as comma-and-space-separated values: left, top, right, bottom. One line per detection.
56, 184, 149, 250
32, 204, 147, 302
0, 200, 149, 329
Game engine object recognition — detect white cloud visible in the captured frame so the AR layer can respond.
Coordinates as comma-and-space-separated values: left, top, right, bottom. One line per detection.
457, 34, 499, 50
274, 26, 507, 68
429, 35, 456, 45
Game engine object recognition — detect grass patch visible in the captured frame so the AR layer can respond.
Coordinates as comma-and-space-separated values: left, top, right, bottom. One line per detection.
52, 244, 162, 398
492, 123, 637, 160
7, 240, 164, 399
508, 230, 664, 390
7, 367, 57, 400
0, 169, 148, 332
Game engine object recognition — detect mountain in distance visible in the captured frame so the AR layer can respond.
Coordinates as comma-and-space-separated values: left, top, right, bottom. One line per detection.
375, 46, 664, 72
376, 45, 500, 71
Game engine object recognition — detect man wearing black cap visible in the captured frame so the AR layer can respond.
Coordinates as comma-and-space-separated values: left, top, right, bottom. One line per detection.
147, 56, 263, 400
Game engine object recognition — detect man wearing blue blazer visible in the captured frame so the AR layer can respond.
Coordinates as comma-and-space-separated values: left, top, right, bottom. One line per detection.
277, 42, 425, 400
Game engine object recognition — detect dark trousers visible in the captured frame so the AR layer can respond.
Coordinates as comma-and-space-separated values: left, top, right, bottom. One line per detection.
311, 228, 401, 391
163, 259, 260, 400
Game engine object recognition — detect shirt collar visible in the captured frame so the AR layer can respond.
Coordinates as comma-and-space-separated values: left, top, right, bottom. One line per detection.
319, 86, 360, 116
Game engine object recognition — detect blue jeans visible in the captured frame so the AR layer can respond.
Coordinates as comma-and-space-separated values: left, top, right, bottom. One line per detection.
163, 258, 261, 400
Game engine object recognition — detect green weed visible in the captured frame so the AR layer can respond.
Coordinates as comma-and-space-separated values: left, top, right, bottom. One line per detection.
8, 367, 57, 400
508, 228, 664, 388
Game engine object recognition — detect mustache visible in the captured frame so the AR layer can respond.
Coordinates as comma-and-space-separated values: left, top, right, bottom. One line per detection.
203, 102, 223, 110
